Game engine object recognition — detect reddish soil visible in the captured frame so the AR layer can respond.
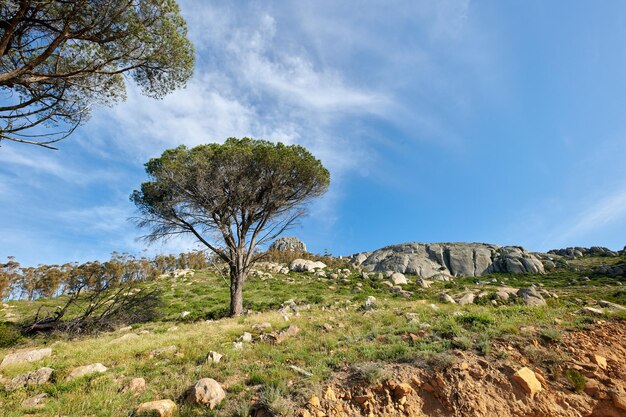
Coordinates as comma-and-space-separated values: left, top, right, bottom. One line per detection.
299, 320, 626, 417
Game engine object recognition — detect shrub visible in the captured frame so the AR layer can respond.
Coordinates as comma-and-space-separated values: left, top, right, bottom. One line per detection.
0, 323, 22, 348
351, 362, 390, 384
564, 369, 586, 392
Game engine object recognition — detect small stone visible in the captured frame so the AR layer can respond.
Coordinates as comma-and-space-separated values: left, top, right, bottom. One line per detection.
180, 311, 191, 319
584, 380, 599, 396
186, 378, 226, 409
135, 399, 178, 417
240, 332, 252, 342
233, 341, 243, 350
21, 393, 47, 408
323, 387, 336, 401
364, 296, 376, 310
393, 383, 414, 399
590, 354, 607, 370
206, 351, 223, 363
124, 377, 146, 394
150, 345, 178, 357
308, 395, 320, 407
439, 294, 456, 304
252, 322, 272, 331
512, 367, 542, 397
66, 363, 108, 380
613, 393, 626, 411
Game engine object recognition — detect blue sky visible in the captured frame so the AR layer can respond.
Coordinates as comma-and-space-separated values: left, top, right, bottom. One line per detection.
2, 0, 626, 266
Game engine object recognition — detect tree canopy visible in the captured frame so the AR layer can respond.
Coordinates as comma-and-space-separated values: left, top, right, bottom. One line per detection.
131, 138, 330, 315
0, 0, 194, 149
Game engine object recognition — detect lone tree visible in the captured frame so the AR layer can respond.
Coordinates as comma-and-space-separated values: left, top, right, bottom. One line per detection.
0, 0, 194, 149
131, 138, 330, 316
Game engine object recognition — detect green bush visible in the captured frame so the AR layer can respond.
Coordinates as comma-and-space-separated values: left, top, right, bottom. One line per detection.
0, 323, 22, 348
564, 369, 586, 392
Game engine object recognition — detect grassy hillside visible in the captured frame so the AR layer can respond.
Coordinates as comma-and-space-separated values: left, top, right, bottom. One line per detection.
0, 265, 624, 416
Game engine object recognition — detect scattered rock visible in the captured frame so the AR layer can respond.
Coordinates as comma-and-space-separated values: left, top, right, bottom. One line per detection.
239, 332, 253, 342
67, 363, 108, 380
206, 351, 223, 364
150, 346, 178, 358
416, 278, 432, 288
364, 296, 377, 310
21, 393, 47, 408
180, 311, 191, 319
124, 377, 146, 394
512, 367, 542, 397
261, 325, 300, 344
1, 348, 52, 368
517, 287, 546, 306
186, 378, 226, 409
439, 293, 456, 304
5, 367, 54, 391
598, 300, 626, 312
590, 354, 607, 370
135, 399, 178, 417
458, 293, 475, 306
289, 259, 326, 273
252, 322, 272, 331
390, 272, 408, 285
289, 365, 313, 377
581, 307, 604, 316
233, 342, 243, 350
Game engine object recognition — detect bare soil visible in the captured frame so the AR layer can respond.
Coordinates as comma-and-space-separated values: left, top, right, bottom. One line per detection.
300, 320, 626, 417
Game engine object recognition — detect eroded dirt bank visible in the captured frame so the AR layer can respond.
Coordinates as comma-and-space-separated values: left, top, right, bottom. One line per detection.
298, 320, 626, 417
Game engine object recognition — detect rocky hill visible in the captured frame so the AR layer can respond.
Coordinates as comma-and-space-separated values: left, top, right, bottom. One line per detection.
351, 242, 545, 277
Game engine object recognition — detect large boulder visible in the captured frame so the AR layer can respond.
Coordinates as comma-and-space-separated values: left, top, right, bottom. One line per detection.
1, 348, 52, 368
269, 237, 307, 252
351, 242, 544, 277
289, 259, 326, 273
186, 378, 226, 409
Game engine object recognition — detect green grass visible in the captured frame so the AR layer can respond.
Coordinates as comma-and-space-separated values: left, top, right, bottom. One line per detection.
0, 265, 623, 416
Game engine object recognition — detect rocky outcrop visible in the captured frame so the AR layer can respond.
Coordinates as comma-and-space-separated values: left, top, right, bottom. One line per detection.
269, 236, 307, 252
352, 243, 544, 277
548, 246, 618, 257
290, 259, 326, 272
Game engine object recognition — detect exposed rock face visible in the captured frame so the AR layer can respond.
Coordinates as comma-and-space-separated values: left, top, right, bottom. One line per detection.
0, 348, 52, 368
352, 243, 544, 277
270, 236, 307, 252
290, 259, 326, 272
548, 246, 618, 257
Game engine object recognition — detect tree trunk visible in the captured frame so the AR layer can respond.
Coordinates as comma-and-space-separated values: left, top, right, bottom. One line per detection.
229, 267, 245, 316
